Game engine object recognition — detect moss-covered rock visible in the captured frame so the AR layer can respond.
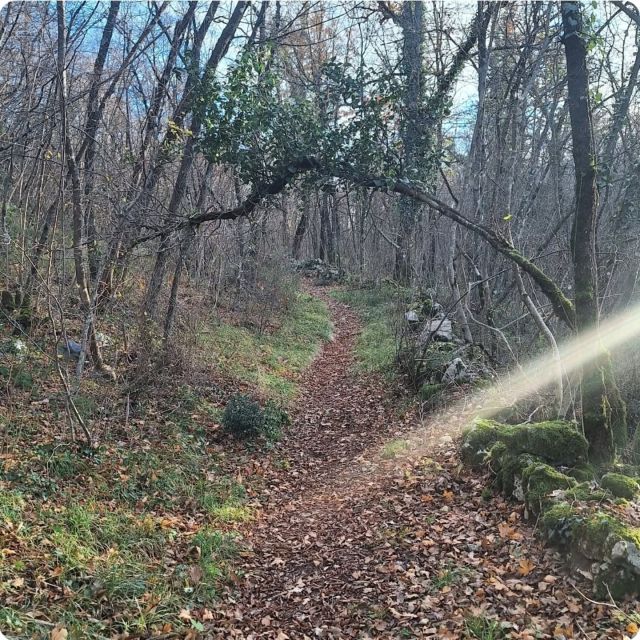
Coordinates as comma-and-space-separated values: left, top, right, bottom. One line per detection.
462, 417, 640, 600
565, 482, 608, 503
565, 463, 597, 482
460, 418, 508, 467
490, 449, 538, 498
594, 564, 640, 600
461, 418, 588, 469
606, 463, 640, 478
600, 473, 639, 500
421, 342, 456, 382
540, 502, 581, 547
501, 421, 588, 465
540, 505, 640, 597
521, 463, 577, 515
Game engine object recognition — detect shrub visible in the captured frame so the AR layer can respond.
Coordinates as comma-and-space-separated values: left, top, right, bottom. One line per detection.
221, 394, 265, 438
221, 394, 290, 441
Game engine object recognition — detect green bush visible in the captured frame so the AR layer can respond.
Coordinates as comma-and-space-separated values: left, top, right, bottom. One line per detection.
221, 394, 264, 438
222, 394, 290, 441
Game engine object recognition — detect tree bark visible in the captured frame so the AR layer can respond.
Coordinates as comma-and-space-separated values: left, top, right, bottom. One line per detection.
57, 1, 114, 380
562, 1, 626, 462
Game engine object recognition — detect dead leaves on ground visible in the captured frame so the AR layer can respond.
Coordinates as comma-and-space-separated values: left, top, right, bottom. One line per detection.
206, 292, 636, 639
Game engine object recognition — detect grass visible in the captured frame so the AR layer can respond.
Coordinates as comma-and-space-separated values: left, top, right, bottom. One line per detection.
0, 427, 249, 639
203, 292, 332, 403
381, 438, 410, 459
432, 567, 462, 590
464, 615, 507, 639
331, 284, 406, 376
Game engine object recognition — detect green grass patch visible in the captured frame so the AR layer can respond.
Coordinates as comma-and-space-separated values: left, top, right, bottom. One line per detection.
0, 489, 25, 522
0, 431, 249, 637
464, 615, 507, 639
381, 438, 410, 459
331, 285, 406, 376
204, 292, 332, 402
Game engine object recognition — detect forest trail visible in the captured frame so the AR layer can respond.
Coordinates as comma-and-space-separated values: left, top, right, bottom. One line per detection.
210, 290, 628, 640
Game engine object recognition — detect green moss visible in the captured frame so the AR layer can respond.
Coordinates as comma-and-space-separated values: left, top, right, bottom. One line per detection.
576, 512, 640, 558
461, 418, 508, 467
600, 473, 639, 500
502, 421, 588, 465
490, 447, 538, 497
541, 502, 578, 529
606, 463, 640, 478
521, 463, 577, 514
566, 482, 608, 502
461, 418, 588, 469
565, 464, 596, 482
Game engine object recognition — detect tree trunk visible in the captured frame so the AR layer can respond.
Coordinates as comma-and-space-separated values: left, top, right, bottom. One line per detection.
562, 1, 626, 462
143, 2, 248, 318
292, 198, 308, 260
57, 1, 114, 380
394, 1, 425, 285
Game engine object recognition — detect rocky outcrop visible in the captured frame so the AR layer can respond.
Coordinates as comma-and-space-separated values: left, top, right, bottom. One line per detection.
296, 259, 345, 285
462, 418, 640, 599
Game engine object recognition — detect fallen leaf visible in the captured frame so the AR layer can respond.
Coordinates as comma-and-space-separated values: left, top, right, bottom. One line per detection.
517, 558, 535, 576
188, 565, 203, 584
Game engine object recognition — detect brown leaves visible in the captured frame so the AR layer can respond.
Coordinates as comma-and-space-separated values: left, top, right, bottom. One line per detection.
517, 558, 536, 576
187, 564, 203, 585
497, 521, 524, 541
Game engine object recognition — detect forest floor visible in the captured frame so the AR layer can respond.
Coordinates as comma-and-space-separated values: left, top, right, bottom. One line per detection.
1, 284, 639, 640
207, 287, 638, 640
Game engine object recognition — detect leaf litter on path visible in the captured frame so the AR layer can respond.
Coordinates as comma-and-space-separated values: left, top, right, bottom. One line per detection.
206, 288, 638, 639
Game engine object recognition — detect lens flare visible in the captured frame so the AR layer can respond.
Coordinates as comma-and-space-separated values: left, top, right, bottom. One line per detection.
389, 301, 640, 464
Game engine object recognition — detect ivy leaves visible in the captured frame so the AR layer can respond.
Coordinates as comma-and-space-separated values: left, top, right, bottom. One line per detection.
195, 50, 405, 190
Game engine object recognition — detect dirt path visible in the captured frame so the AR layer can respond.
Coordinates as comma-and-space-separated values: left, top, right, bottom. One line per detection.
209, 290, 631, 640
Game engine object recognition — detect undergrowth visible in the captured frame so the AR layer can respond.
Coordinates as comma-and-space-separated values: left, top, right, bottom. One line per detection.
331, 284, 406, 376
0, 284, 332, 638
203, 291, 332, 402
0, 421, 244, 639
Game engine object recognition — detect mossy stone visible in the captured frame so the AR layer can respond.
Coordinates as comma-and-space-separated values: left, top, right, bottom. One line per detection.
600, 473, 639, 500
521, 463, 577, 514
565, 464, 596, 482
576, 512, 640, 559
491, 449, 538, 498
501, 421, 588, 465
460, 418, 508, 467
566, 482, 608, 503
606, 463, 640, 478
461, 418, 588, 469
594, 564, 640, 600
541, 502, 581, 546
